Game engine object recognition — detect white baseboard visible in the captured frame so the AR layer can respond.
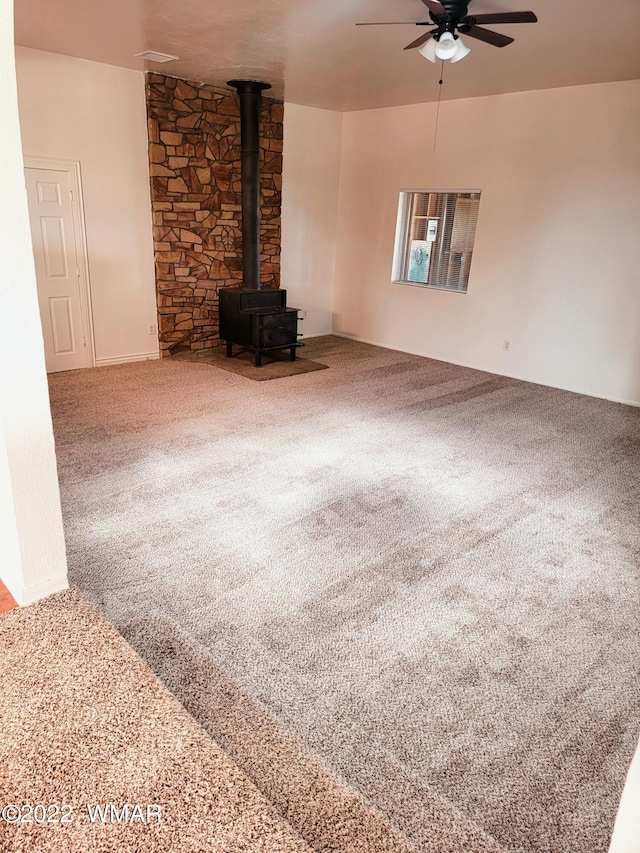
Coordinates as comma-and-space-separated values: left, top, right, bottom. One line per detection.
16, 575, 69, 607
331, 332, 640, 409
95, 351, 160, 367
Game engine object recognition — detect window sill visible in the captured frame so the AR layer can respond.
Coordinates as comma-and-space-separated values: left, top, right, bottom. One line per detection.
393, 280, 468, 294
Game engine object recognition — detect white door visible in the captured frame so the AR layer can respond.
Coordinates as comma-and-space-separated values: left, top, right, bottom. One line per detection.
25, 167, 90, 373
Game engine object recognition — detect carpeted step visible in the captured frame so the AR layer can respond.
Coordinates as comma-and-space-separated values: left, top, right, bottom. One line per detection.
0, 589, 314, 853
122, 610, 508, 853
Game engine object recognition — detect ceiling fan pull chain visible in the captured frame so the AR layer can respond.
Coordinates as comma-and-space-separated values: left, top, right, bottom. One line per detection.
433, 60, 445, 152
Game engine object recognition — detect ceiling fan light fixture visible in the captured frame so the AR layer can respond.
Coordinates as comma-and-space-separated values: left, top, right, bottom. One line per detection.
434, 32, 458, 60
418, 38, 438, 63
450, 36, 471, 63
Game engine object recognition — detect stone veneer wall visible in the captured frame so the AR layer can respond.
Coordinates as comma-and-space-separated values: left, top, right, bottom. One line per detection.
145, 73, 283, 355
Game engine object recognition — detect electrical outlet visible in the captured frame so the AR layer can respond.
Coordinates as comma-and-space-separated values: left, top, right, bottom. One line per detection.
503, 340, 511, 352
299, 309, 307, 320
148, 323, 157, 336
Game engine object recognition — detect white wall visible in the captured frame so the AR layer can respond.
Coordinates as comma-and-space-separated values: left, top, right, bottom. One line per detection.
15, 47, 158, 365
0, 5, 68, 605
332, 80, 640, 405
281, 103, 343, 338
609, 734, 640, 853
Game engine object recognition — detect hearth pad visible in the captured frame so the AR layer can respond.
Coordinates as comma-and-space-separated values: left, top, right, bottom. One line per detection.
172, 348, 328, 381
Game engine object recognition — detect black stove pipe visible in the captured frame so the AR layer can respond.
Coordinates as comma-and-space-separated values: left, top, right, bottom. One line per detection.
227, 79, 272, 291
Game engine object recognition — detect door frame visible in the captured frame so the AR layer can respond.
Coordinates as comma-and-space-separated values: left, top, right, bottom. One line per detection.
24, 156, 95, 369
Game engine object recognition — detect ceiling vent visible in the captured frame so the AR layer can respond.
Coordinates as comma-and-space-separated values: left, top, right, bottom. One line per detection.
135, 51, 179, 63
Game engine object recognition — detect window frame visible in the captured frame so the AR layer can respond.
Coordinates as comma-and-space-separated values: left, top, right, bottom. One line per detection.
391, 188, 482, 294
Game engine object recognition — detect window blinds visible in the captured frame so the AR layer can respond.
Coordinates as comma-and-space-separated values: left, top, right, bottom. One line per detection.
392, 191, 481, 292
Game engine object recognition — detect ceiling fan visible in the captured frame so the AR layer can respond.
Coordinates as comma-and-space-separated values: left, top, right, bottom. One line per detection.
356, 0, 537, 63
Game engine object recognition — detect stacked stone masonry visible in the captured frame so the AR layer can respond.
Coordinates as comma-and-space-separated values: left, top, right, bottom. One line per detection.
146, 73, 283, 355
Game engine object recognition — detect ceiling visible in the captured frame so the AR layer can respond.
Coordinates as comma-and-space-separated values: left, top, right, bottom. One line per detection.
14, 0, 640, 111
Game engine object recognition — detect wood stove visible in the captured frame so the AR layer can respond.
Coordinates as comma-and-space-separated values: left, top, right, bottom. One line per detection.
219, 287, 302, 367
220, 80, 302, 367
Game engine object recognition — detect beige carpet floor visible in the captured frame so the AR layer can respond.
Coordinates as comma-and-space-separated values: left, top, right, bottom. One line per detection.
0, 589, 312, 853
1, 588, 491, 853
48, 336, 640, 853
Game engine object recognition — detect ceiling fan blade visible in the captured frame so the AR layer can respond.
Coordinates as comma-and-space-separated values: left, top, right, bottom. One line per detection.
404, 32, 434, 50
356, 21, 426, 25
464, 25, 514, 47
470, 11, 538, 24
420, 0, 448, 18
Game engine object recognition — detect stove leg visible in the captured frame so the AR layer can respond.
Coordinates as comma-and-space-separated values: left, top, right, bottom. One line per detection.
255, 351, 262, 367
226, 340, 233, 359
289, 346, 296, 362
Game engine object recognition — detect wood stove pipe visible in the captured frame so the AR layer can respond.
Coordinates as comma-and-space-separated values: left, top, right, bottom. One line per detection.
227, 79, 272, 291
